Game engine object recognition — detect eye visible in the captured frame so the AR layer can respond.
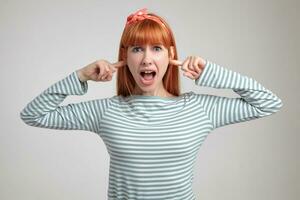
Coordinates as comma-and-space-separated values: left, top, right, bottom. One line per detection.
153, 46, 162, 51
132, 47, 142, 52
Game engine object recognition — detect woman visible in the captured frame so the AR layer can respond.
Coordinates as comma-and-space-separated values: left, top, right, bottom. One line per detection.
20, 8, 283, 200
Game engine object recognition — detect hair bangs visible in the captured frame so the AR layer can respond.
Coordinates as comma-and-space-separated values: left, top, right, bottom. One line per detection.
123, 19, 171, 48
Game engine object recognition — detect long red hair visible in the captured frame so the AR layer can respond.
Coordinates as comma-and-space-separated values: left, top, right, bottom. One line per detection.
116, 11, 181, 97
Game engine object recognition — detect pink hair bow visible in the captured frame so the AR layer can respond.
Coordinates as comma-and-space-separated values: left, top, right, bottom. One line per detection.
125, 8, 165, 27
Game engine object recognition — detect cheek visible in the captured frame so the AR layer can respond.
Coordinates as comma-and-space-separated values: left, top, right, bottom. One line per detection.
160, 66, 169, 76
126, 58, 139, 75
157, 57, 169, 74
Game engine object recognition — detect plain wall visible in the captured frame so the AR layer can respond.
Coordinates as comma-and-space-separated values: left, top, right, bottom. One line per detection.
1, 0, 299, 199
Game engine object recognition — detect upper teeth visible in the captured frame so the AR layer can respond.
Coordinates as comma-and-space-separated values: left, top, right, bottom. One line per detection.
144, 71, 153, 73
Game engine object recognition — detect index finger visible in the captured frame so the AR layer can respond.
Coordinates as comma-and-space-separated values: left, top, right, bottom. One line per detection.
112, 60, 126, 68
169, 59, 183, 66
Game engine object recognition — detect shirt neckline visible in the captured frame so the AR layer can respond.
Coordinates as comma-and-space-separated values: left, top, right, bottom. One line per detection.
120, 91, 194, 102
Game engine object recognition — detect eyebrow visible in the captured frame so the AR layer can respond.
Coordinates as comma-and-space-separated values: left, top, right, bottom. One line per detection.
132, 43, 163, 46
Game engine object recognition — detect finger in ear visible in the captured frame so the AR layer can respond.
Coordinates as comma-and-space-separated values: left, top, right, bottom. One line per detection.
169, 46, 175, 59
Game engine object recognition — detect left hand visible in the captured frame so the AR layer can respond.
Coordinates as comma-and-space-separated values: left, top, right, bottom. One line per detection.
169, 56, 206, 80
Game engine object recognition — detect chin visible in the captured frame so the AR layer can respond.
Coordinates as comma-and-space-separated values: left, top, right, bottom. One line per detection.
139, 84, 156, 90
135, 81, 159, 93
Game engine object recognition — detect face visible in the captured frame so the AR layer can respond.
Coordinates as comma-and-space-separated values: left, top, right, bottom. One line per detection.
126, 44, 171, 95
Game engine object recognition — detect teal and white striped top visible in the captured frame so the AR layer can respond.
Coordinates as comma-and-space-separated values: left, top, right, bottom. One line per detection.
20, 60, 283, 200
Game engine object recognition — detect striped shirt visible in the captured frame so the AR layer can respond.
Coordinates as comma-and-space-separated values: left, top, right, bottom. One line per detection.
20, 60, 283, 200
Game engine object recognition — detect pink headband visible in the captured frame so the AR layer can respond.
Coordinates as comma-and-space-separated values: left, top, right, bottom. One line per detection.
125, 8, 167, 28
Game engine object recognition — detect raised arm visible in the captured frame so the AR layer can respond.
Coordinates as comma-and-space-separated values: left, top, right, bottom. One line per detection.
194, 60, 283, 130
20, 71, 111, 133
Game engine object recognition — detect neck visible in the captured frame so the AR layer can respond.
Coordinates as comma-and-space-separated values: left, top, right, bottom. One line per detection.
133, 83, 173, 97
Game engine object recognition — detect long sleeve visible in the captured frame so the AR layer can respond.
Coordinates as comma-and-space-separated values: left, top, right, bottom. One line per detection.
195, 60, 283, 130
20, 71, 111, 133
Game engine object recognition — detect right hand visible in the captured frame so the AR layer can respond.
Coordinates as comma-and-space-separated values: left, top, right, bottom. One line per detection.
76, 59, 126, 82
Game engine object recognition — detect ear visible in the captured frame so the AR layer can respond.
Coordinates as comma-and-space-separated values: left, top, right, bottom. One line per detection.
169, 46, 175, 59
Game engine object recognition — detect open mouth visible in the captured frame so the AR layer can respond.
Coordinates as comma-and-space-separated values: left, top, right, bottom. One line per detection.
139, 71, 156, 85
140, 71, 156, 79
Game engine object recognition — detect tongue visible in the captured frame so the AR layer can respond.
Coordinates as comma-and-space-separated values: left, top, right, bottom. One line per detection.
143, 73, 154, 80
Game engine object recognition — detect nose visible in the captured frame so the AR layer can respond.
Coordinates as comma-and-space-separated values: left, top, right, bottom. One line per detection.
141, 47, 153, 66
142, 59, 152, 66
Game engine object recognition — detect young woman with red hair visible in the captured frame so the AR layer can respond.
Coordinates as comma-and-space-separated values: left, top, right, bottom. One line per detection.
20, 8, 282, 200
